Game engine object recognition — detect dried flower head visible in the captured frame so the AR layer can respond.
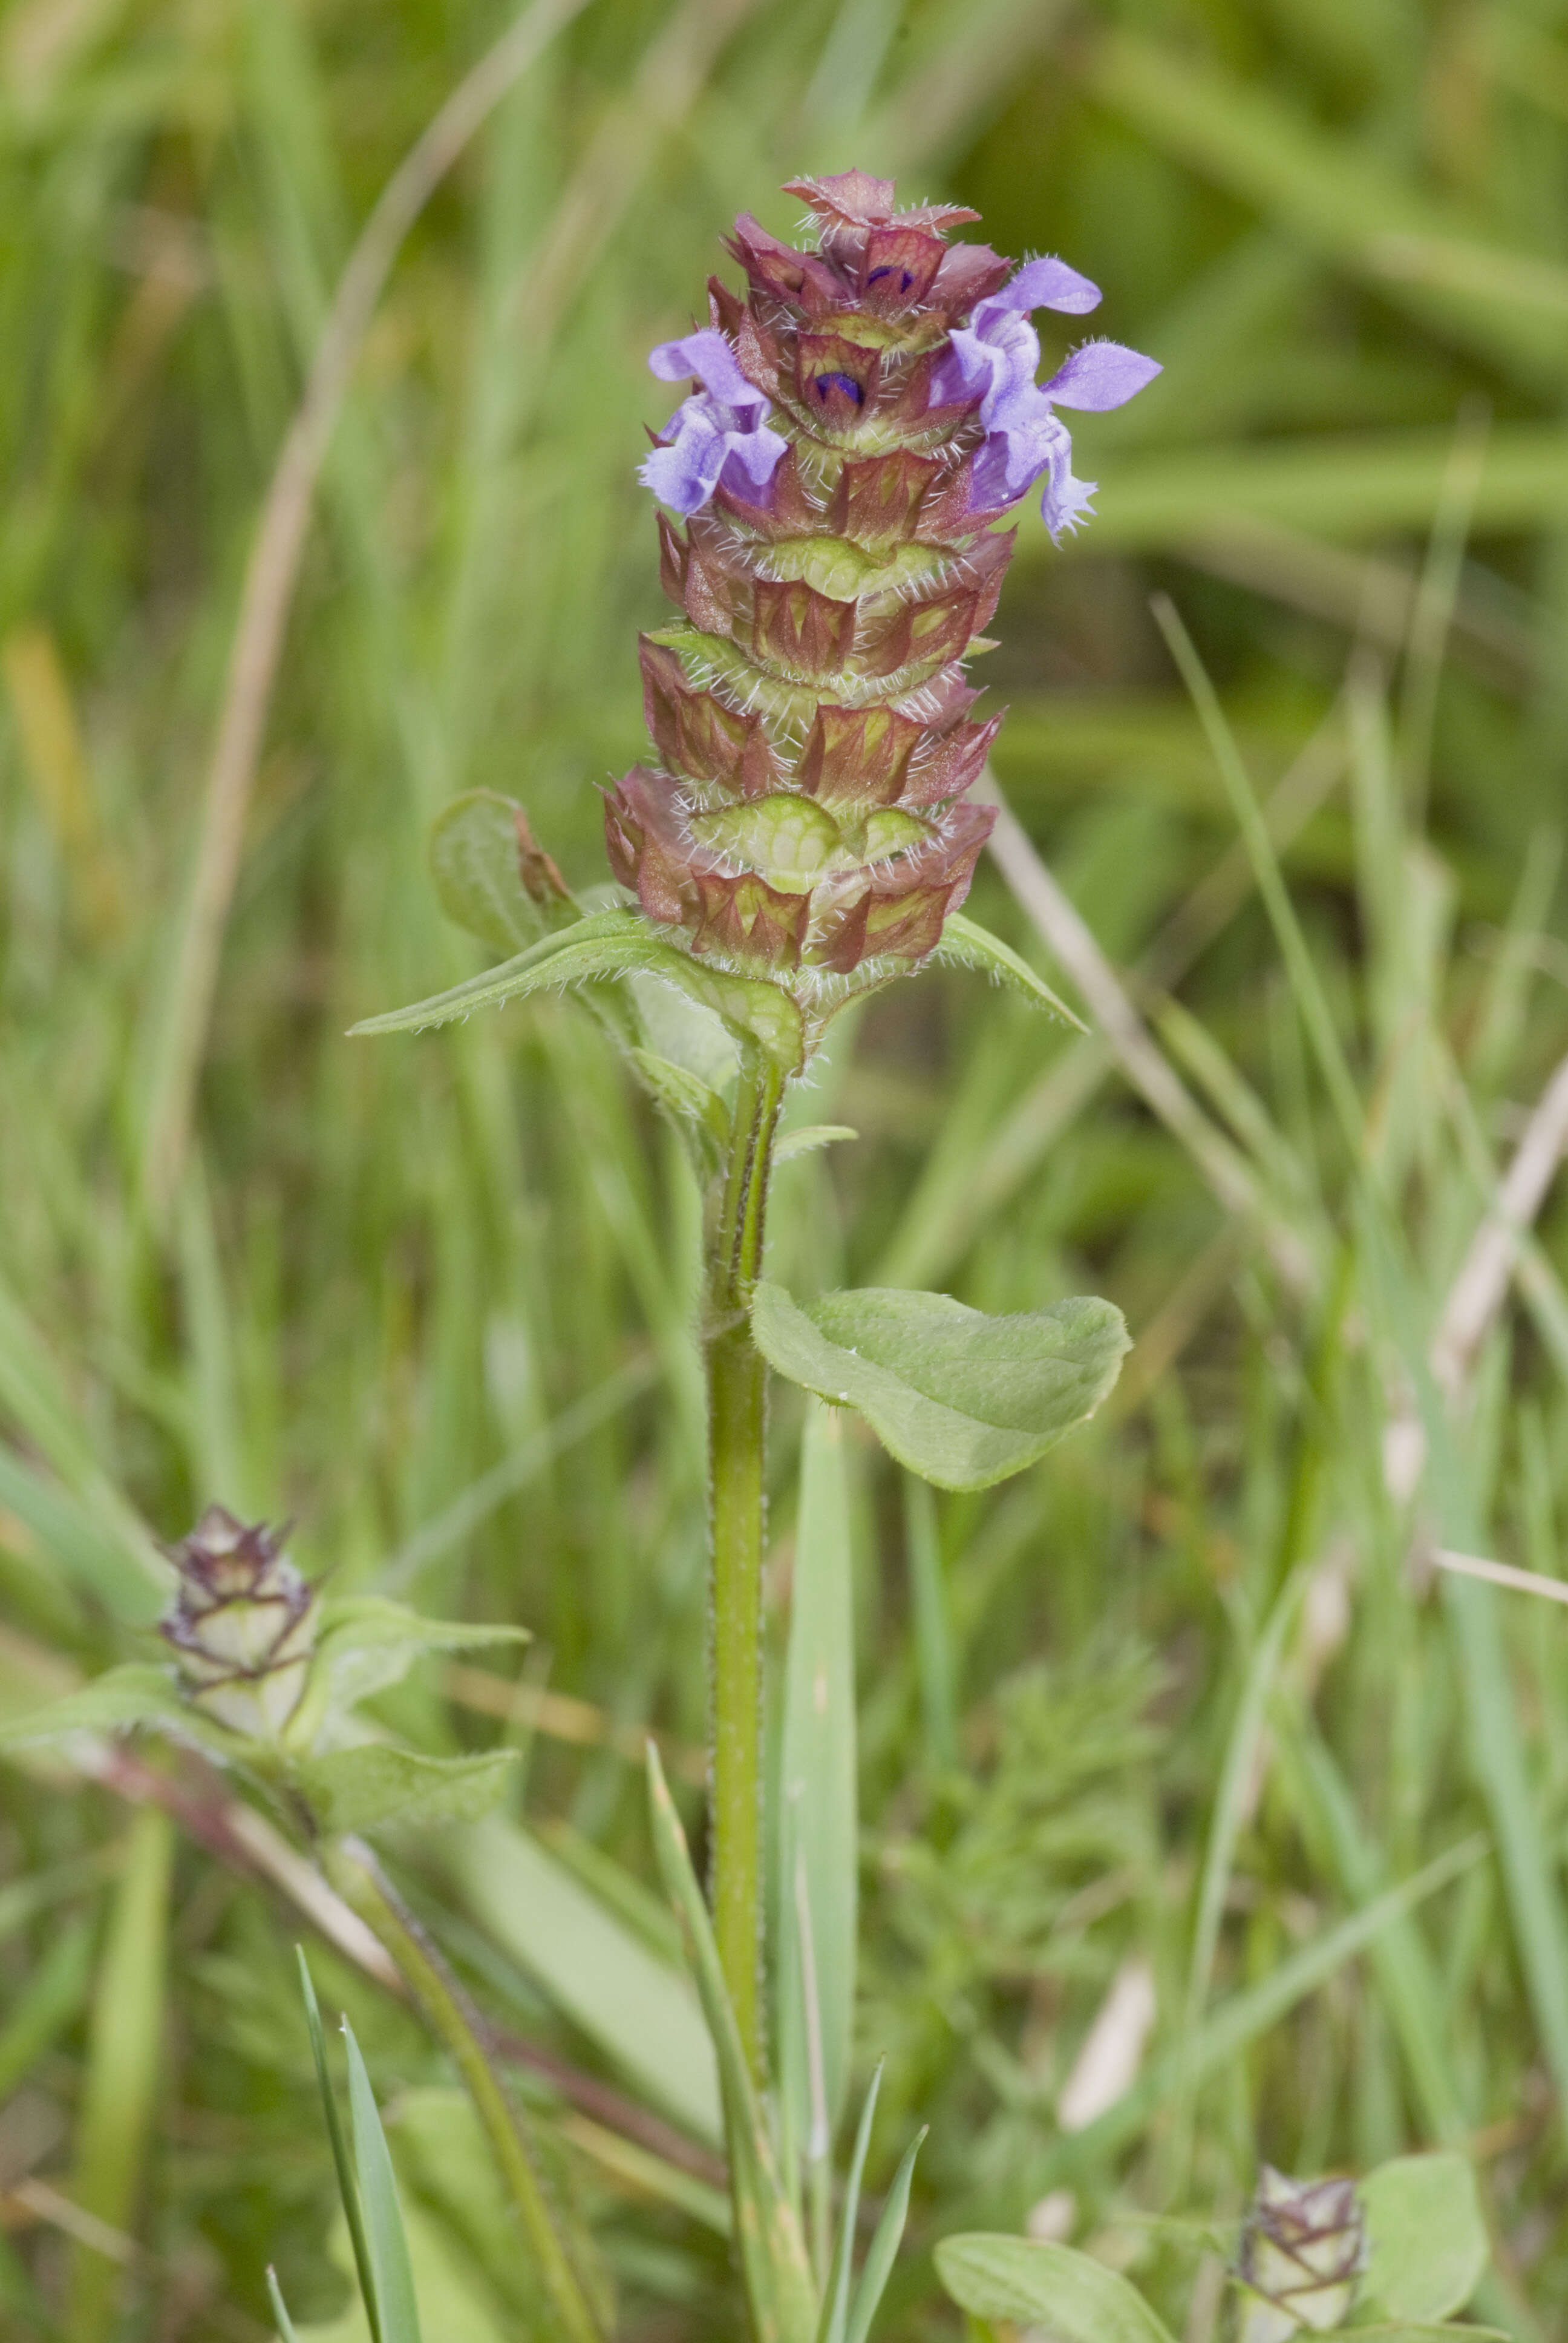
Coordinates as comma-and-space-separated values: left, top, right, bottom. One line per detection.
161, 1506, 316, 1738
608, 170, 1159, 990
1238, 2167, 1368, 2342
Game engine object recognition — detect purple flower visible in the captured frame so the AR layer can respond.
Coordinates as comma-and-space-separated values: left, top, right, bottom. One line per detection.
641, 329, 788, 516
930, 261, 1161, 540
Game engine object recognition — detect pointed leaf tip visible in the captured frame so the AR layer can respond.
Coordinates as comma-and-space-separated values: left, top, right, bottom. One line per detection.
933, 911, 1084, 1026
843, 2124, 927, 2343
344, 2020, 424, 2343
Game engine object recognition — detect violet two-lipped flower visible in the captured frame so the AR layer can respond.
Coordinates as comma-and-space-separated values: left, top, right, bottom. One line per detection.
639, 328, 788, 517
929, 255, 1161, 539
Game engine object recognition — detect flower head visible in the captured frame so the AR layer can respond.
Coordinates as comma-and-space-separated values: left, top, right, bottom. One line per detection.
1238, 2168, 1368, 2343
614, 175, 1158, 986
162, 1506, 316, 1739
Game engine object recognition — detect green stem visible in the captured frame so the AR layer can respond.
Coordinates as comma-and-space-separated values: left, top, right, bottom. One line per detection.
705, 1047, 785, 2081
323, 1836, 604, 2343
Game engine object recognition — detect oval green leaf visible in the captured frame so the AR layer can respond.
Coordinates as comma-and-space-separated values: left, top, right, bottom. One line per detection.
750, 1285, 1129, 1491
935, 2236, 1177, 2343
428, 790, 549, 957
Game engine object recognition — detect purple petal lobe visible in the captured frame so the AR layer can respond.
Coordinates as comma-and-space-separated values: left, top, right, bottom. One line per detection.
995, 254, 1102, 316
640, 422, 726, 516
641, 325, 786, 516
929, 327, 996, 408
1040, 456, 1097, 540
721, 422, 789, 487
1042, 339, 1162, 411
648, 328, 757, 410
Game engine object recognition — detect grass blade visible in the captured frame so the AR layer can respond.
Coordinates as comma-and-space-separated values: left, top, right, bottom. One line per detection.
266, 2266, 302, 2343
66, 1807, 172, 2343
296, 1948, 381, 2343
904, 1477, 957, 1772
1039, 1832, 1487, 2185
0, 1916, 94, 2103
1153, 595, 1365, 1158
344, 2019, 424, 2343
646, 1746, 818, 2343
842, 2124, 926, 2343
777, 1401, 858, 2159
1184, 1565, 1310, 2031
816, 2063, 883, 2343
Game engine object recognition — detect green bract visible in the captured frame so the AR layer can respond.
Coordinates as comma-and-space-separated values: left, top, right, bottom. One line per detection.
351, 906, 808, 1075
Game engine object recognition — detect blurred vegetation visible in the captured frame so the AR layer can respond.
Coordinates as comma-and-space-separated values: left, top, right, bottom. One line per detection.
3, 0, 1568, 2335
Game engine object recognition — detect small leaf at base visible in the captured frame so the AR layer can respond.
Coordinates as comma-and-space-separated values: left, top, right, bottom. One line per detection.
1359, 2153, 1488, 2325
776, 1125, 858, 1164
935, 2236, 1177, 2342
0, 1663, 188, 1748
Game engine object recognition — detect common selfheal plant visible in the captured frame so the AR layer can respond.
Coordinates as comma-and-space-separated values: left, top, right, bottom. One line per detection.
0, 1512, 610, 2343
353, 171, 1157, 2342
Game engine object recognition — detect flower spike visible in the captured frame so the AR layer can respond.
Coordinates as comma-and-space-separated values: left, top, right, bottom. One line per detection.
619, 176, 1159, 989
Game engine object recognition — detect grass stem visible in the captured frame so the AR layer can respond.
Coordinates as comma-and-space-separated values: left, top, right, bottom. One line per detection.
705, 1048, 785, 2081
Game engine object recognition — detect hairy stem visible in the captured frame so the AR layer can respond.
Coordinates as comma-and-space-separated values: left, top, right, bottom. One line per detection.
705, 1048, 785, 2080
323, 1836, 605, 2343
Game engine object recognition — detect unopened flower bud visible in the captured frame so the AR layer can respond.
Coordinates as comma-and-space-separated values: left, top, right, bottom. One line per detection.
161, 1506, 316, 1738
1238, 2168, 1368, 2342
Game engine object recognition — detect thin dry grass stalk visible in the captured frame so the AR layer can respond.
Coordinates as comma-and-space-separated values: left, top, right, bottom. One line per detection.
973, 765, 1318, 1293
139, 0, 595, 1221
1431, 1046, 1568, 1403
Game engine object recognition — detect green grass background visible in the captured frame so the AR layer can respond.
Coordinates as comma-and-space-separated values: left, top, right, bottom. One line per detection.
3, 0, 1568, 2334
